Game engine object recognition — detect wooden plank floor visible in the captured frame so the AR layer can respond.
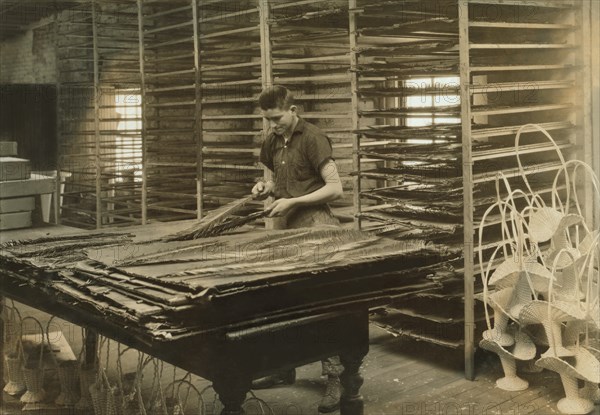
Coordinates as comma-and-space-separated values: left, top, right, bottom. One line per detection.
2, 323, 599, 414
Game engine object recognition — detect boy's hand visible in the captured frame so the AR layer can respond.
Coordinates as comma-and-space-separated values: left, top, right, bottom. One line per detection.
252, 180, 274, 200
266, 198, 296, 217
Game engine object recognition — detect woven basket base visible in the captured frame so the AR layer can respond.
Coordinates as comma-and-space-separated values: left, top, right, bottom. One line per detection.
20, 390, 46, 404
3, 381, 26, 396
496, 376, 529, 391
22, 402, 46, 411
556, 397, 594, 414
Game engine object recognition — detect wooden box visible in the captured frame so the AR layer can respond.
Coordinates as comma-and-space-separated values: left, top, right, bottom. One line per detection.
0, 141, 18, 157
0, 211, 32, 230
0, 157, 31, 181
0, 196, 35, 213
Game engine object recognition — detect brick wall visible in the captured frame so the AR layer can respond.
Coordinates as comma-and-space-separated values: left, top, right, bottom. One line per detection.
0, 16, 56, 84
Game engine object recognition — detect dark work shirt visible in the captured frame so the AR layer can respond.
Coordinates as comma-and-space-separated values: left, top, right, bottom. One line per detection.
259, 117, 333, 199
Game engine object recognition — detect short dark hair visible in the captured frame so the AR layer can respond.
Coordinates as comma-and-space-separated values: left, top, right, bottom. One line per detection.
258, 86, 294, 110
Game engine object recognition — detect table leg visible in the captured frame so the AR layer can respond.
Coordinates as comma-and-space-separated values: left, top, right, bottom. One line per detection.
212, 377, 251, 415
0, 296, 4, 407
339, 351, 366, 415
84, 328, 98, 366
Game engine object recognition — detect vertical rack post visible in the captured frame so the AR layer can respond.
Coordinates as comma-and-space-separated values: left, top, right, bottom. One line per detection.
259, 0, 274, 228
458, 0, 475, 381
137, 0, 148, 225
349, 0, 361, 230
579, 0, 593, 225
593, 1, 600, 229
92, 0, 102, 229
54, 13, 62, 225
191, 0, 203, 220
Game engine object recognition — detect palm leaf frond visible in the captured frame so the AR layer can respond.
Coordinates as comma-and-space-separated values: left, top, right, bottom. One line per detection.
164, 195, 263, 241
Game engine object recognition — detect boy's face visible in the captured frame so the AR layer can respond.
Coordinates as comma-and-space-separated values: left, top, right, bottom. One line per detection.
261, 105, 296, 136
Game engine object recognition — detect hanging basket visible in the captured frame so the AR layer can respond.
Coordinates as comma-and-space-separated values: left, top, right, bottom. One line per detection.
56, 360, 80, 406
2, 302, 25, 396
19, 317, 47, 404
105, 384, 123, 415
76, 363, 98, 411
161, 378, 206, 415
4, 352, 26, 396
89, 367, 109, 415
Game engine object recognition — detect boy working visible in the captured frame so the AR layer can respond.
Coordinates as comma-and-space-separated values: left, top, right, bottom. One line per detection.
251, 86, 344, 412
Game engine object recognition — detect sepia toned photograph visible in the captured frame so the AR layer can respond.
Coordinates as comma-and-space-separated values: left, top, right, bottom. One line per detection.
0, 0, 599, 414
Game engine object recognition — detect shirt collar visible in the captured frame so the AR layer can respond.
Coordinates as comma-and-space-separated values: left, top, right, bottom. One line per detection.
293, 117, 305, 135
285, 117, 304, 143
274, 116, 305, 143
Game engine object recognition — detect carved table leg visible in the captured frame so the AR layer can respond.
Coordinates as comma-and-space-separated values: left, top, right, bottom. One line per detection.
339, 351, 366, 415
213, 378, 251, 415
0, 296, 4, 407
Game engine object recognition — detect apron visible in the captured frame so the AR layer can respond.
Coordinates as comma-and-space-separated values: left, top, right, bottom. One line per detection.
272, 204, 340, 230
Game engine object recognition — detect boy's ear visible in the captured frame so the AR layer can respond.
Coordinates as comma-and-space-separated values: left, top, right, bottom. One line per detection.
289, 105, 297, 113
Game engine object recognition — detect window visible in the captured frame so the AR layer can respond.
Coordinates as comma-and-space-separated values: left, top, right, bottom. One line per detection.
404, 76, 460, 141
115, 92, 142, 182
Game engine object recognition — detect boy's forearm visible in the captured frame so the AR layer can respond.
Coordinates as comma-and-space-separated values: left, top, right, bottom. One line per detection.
292, 182, 343, 207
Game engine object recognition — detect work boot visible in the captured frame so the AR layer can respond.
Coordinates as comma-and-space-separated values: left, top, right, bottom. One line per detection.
318, 375, 341, 413
251, 368, 296, 390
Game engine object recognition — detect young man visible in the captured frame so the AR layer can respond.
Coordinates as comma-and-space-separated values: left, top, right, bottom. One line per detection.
251, 86, 344, 413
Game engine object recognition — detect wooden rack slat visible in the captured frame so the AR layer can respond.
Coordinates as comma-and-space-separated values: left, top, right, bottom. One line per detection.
469, 21, 575, 30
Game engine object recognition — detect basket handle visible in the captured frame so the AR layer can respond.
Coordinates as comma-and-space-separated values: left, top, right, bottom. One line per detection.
1, 300, 22, 355
44, 316, 61, 368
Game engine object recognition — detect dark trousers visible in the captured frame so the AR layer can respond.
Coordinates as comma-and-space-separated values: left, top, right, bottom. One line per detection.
274, 204, 343, 377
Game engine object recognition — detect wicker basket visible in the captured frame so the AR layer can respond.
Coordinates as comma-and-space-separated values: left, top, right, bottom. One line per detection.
536, 346, 600, 414
479, 326, 535, 391
56, 360, 80, 406
76, 364, 98, 411
3, 352, 26, 396
519, 300, 585, 358
19, 317, 47, 404
2, 303, 25, 396
89, 368, 109, 415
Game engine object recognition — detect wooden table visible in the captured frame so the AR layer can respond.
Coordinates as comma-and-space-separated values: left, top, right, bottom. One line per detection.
0, 274, 369, 414
1, 223, 423, 414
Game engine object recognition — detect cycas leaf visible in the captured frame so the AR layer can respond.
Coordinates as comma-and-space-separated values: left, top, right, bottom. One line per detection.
164, 195, 261, 241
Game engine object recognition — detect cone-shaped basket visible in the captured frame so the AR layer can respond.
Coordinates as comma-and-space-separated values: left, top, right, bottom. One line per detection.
536, 346, 600, 414
490, 260, 554, 294
519, 300, 585, 358
507, 274, 536, 319
551, 214, 584, 252
479, 326, 535, 391
2, 304, 25, 396
529, 207, 564, 243
3, 352, 26, 396
482, 308, 514, 347
19, 317, 47, 404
